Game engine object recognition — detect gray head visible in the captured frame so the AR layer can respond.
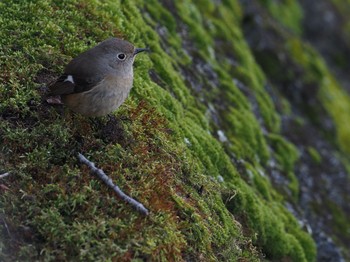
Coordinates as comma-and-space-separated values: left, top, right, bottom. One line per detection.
94, 38, 148, 73
64, 37, 148, 82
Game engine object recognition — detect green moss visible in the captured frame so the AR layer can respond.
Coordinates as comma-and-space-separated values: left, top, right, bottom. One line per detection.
287, 38, 350, 155
225, 181, 315, 262
307, 147, 322, 164
324, 199, 350, 237
331, 0, 350, 44
244, 162, 273, 201
0, 0, 317, 261
319, 75, 350, 154
267, 134, 300, 199
174, 1, 214, 55
260, 0, 304, 35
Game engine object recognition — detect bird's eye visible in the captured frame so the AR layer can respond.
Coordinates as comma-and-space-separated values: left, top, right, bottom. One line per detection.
117, 53, 126, 60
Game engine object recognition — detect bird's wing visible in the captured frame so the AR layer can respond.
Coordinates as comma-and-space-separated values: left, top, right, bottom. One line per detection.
48, 50, 106, 96
48, 73, 101, 95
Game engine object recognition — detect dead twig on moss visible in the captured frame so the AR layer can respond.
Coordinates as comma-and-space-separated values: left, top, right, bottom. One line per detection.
78, 153, 149, 216
0, 172, 10, 179
1, 217, 12, 239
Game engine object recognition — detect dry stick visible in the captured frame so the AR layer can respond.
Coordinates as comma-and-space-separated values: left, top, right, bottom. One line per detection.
1, 218, 11, 239
78, 153, 149, 216
0, 172, 10, 179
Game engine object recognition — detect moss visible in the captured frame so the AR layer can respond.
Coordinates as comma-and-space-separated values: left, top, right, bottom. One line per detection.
247, 1, 350, 257
225, 181, 315, 262
324, 199, 350, 238
260, 0, 304, 35
267, 134, 299, 173
287, 37, 350, 155
307, 147, 322, 164
267, 134, 300, 199
331, 0, 350, 44
319, 75, 350, 154
0, 0, 318, 261
174, 1, 214, 54
244, 162, 274, 201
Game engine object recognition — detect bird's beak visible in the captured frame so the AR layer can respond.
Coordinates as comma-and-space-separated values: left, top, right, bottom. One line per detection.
134, 48, 150, 56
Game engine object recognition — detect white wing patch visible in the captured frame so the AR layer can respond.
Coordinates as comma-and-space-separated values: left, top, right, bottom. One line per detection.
64, 75, 75, 84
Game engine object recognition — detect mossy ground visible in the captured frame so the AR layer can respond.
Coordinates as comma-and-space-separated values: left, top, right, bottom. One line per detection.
243, 0, 350, 260
2, 0, 349, 261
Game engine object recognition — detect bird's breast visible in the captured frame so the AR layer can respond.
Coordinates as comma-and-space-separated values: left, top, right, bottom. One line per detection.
63, 74, 133, 116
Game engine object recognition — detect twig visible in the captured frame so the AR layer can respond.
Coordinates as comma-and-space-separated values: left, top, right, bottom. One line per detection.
0, 172, 10, 179
1, 217, 11, 239
78, 153, 149, 216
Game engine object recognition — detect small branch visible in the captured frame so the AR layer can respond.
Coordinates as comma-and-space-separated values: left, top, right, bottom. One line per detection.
78, 153, 149, 216
1, 217, 11, 239
0, 172, 10, 179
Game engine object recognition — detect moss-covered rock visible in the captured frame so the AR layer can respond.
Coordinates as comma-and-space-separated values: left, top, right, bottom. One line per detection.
1, 0, 349, 261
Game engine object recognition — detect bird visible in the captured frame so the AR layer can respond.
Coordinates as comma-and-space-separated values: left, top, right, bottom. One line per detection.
47, 38, 148, 117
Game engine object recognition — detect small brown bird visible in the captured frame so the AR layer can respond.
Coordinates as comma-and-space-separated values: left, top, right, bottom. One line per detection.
48, 38, 148, 116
